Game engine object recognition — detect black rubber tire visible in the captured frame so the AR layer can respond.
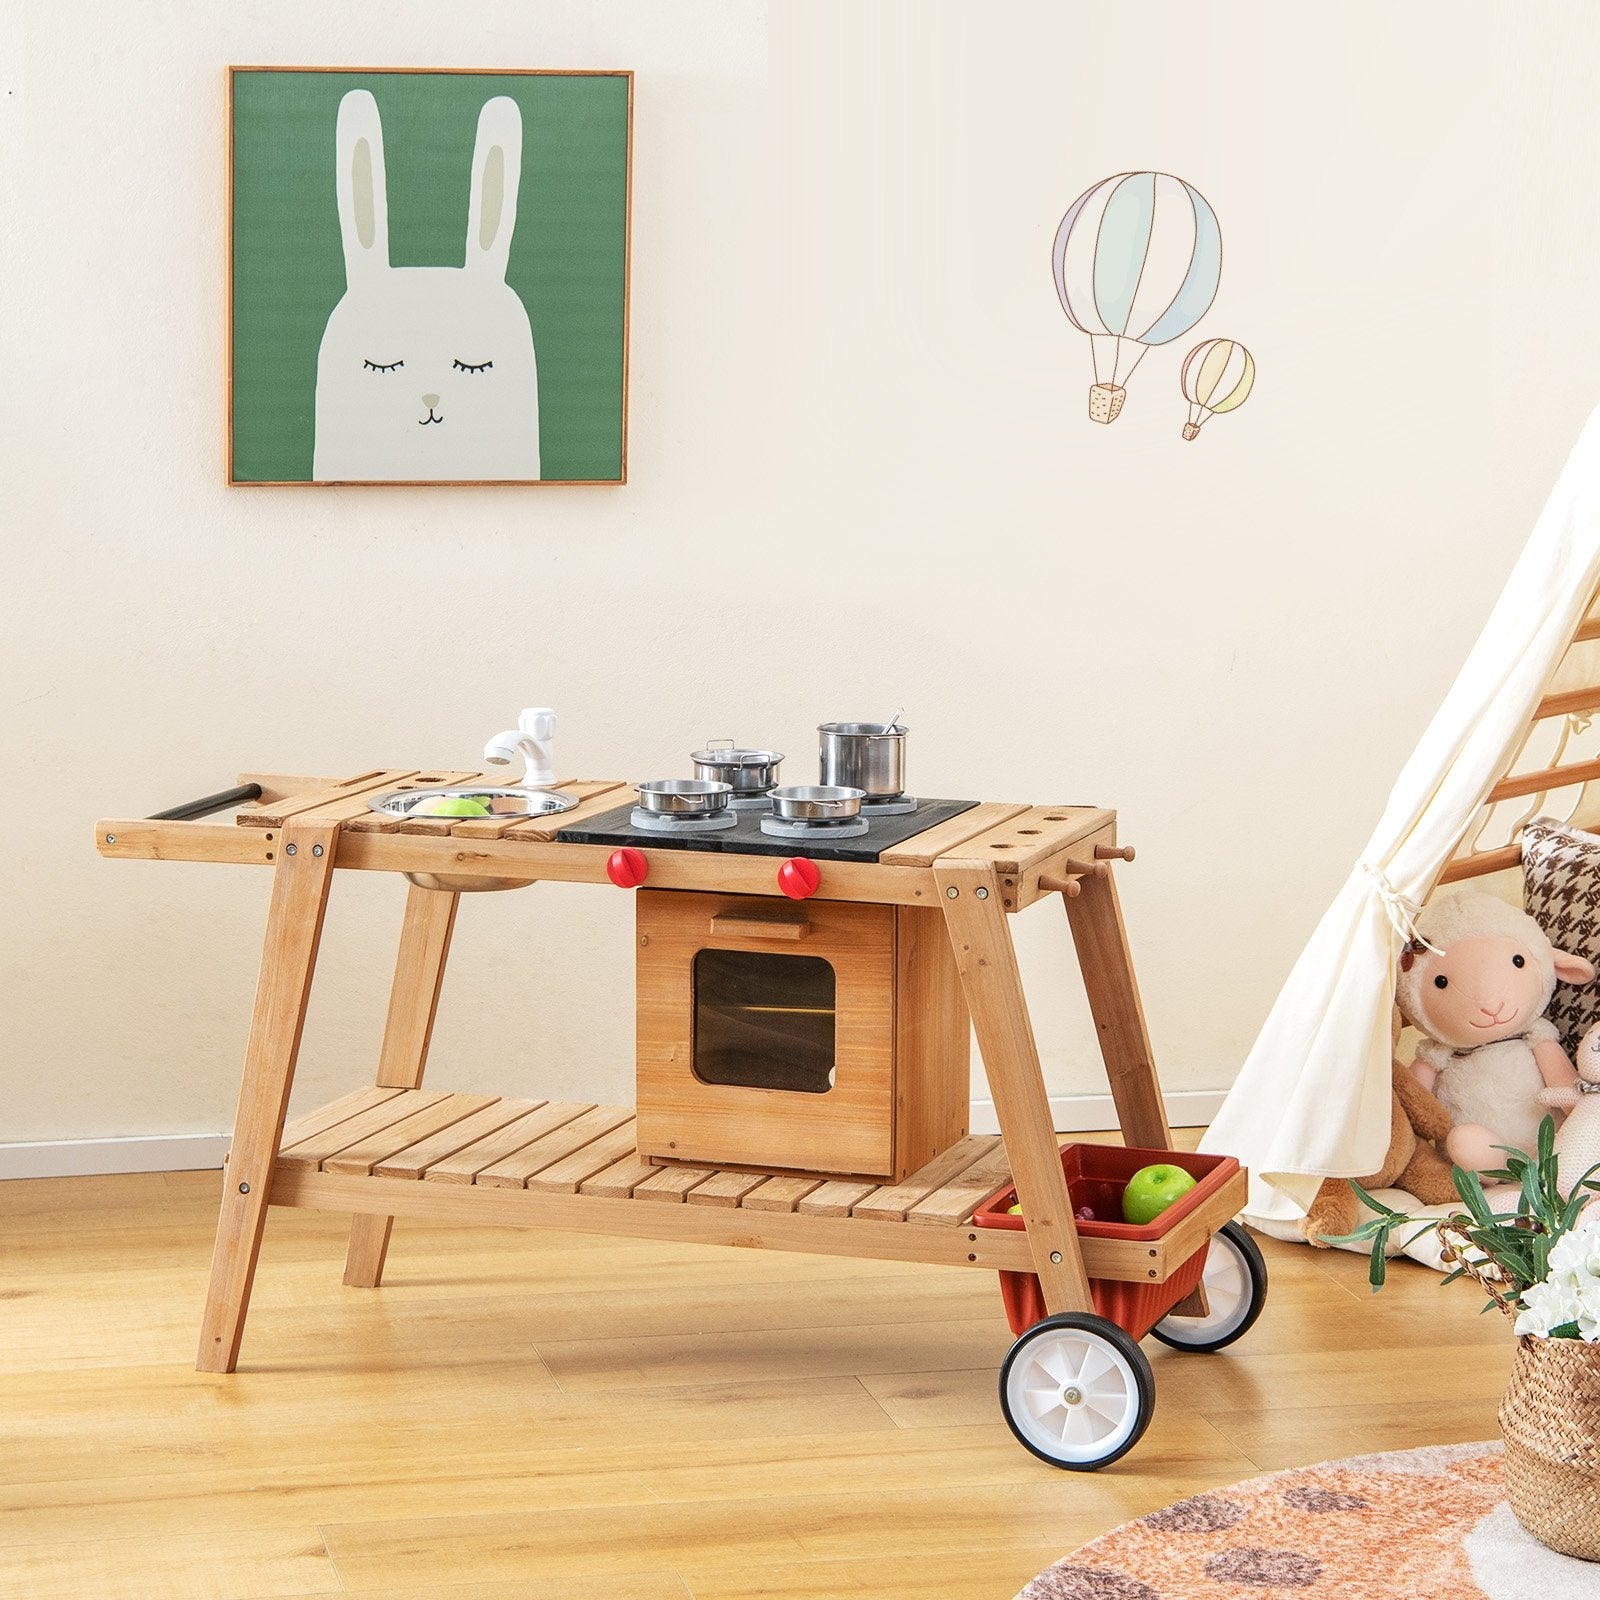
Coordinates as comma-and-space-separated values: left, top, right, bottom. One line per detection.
998, 1311, 1157, 1470
1149, 1220, 1268, 1353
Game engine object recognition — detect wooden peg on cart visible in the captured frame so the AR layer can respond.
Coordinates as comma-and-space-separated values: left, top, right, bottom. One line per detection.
1038, 858, 1110, 898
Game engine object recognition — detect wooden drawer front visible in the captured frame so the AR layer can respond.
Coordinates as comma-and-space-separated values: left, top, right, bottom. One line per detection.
635, 890, 897, 1177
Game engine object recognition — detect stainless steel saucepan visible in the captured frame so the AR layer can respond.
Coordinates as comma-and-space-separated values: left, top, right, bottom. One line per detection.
768, 784, 866, 820
818, 721, 907, 798
635, 778, 734, 815
690, 740, 784, 793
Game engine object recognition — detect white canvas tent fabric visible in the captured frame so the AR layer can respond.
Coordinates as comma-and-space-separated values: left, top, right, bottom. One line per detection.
1201, 406, 1600, 1234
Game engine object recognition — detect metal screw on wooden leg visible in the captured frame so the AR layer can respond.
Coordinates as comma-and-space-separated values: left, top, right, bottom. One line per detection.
238, 1182, 250, 1194
945, 886, 959, 899
285, 843, 297, 855
311, 844, 324, 857
975, 886, 989, 900
1050, 1251, 1062, 1263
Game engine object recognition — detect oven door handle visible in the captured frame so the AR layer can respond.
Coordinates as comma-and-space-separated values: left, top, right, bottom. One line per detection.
709, 907, 812, 942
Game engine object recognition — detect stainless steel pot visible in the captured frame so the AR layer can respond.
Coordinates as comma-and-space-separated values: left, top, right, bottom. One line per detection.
635, 778, 734, 815
768, 784, 865, 820
690, 740, 784, 793
818, 721, 907, 798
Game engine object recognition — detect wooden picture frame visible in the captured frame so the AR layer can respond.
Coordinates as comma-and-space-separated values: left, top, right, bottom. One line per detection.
227, 66, 632, 487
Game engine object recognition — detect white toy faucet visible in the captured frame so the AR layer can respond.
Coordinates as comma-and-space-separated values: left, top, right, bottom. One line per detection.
484, 708, 558, 789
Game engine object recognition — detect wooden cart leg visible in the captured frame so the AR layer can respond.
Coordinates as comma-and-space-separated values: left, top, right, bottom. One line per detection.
343, 883, 460, 1288
1061, 869, 1207, 1317
1061, 866, 1173, 1152
197, 821, 339, 1373
935, 860, 1094, 1317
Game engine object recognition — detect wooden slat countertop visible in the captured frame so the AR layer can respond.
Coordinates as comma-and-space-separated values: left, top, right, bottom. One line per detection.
97, 769, 1122, 912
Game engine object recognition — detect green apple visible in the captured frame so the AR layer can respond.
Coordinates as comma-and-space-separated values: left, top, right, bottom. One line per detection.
1121, 1163, 1198, 1225
422, 795, 492, 817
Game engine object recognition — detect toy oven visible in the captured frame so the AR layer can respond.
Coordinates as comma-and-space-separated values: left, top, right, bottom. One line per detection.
634, 890, 970, 1181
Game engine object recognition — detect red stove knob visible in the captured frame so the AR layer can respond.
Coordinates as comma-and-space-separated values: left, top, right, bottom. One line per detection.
606, 847, 649, 888
777, 858, 820, 900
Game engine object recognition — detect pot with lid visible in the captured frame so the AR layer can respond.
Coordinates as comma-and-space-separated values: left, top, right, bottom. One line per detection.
818, 720, 907, 799
690, 740, 784, 794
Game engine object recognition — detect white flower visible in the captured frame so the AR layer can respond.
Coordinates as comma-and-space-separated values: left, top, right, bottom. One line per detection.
1576, 1283, 1600, 1341
1549, 1219, 1600, 1279
1518, 1218, 1600, 1339
1516, 1277, 1582, 1337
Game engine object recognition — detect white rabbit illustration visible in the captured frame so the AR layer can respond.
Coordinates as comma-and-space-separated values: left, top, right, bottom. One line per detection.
312, 89, 540, 481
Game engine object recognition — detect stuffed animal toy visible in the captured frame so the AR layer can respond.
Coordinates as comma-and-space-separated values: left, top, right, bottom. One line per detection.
1302, 1009, 1457, 1245
1539, 1019, 1600, 1201
1398, 890, 1597, 1174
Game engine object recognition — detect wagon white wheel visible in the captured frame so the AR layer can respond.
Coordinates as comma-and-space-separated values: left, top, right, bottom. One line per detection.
1151, 1220, 1268, 1353
998, 1313, 1155, 1470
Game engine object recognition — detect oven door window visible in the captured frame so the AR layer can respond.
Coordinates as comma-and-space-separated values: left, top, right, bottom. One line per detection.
692, 948, 837, 1093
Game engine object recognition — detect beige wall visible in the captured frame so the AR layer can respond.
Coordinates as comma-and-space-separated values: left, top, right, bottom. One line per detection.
8, 0, 1600, 1152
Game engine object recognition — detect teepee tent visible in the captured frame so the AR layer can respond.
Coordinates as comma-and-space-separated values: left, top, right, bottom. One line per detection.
1202, 406, 1600, 1235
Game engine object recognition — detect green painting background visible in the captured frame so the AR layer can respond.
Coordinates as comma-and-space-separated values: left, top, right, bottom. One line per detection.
230, 70, 629, 483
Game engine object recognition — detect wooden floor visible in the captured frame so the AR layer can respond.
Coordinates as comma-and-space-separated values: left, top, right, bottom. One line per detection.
1, 1135, 1513, 1600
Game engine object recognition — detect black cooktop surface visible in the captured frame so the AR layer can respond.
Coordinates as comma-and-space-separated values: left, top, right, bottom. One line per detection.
557, 798, 979, 862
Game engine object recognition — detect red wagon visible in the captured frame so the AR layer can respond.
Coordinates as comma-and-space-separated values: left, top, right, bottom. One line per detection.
973, 1144, 1267, 1468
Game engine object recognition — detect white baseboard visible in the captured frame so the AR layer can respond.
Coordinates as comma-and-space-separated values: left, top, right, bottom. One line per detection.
0, 1134, 231, 1180
967, 1090, 1226, 1137
0, 1091, 1229, 1180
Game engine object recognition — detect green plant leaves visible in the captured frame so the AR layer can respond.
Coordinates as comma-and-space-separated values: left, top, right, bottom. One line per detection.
1313, 1117, 1594, 1315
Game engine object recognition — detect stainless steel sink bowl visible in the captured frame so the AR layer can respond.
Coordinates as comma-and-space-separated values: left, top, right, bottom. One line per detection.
366, 785, 579, 892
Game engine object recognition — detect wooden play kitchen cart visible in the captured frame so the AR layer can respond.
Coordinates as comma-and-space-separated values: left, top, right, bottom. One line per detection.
96, 768, 1262, 1469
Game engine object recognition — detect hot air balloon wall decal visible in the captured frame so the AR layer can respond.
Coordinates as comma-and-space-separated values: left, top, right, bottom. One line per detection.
1180, 338, 1255, 441
1051, 171, 1223, 424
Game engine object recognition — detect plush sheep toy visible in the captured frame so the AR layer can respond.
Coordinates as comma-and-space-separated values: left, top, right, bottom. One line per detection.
1539, 1020, 1600, 1201
1397, 890, 1597, 1175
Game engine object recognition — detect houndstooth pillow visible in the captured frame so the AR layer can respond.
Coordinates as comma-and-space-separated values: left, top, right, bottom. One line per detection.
1522, 815, 1600, 1056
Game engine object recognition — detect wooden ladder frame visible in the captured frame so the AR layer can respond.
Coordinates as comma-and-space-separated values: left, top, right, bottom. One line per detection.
1437, 576, 1600, 891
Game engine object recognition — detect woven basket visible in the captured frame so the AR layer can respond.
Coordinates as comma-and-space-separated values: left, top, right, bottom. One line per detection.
1500, 1333, 1600, 1560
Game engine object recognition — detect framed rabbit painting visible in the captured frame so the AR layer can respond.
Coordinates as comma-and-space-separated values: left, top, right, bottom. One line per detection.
227, 67, 631, 485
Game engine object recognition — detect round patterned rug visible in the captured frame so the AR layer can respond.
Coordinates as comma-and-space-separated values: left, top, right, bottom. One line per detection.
1016, 1442, 1600, 1599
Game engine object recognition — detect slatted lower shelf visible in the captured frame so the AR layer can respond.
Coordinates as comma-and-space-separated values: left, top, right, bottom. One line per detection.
267, 1087, 1244, 1283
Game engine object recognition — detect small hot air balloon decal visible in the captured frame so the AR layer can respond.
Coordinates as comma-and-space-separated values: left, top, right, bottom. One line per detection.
1179, 338, 1255, 440
1052, 171, 1222, 424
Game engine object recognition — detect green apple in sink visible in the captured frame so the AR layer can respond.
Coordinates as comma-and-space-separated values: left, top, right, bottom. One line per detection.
419, 795, 492, 817
1120, 1163, 1197, 1225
